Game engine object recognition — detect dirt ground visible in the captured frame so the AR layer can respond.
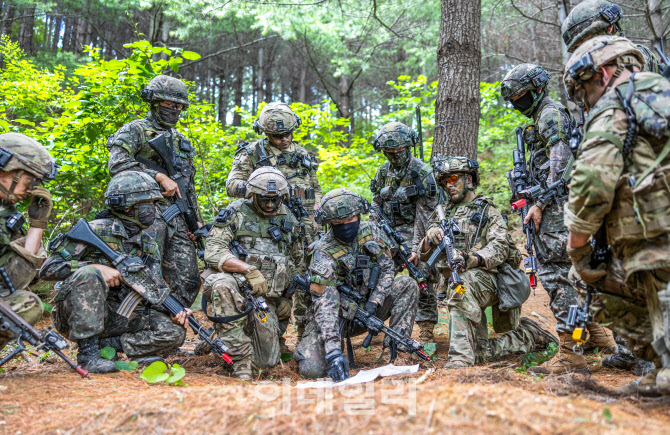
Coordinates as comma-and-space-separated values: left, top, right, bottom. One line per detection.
1, 280, 669, 434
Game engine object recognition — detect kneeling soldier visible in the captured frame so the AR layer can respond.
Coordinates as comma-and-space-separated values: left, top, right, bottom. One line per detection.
294, 188, 419, 382
203, 168, 304, 380
420, 156, 558, 368
40, 171, 189, 373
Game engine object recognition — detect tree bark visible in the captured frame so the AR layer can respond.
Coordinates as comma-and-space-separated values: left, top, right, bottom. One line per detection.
433, 0, 481, 160
232, 65, 244, 126
218, 74, 227, 126
1, 2, 16, 37
51, 13, 62, 51
19, 4, 36, 54
299, 65, 306, 102
646, 0, 666, 49
256, 46, 264, 105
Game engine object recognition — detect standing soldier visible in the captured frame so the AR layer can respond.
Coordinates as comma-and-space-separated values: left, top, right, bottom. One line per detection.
107, 75, 201, 308
40, 172, 189, 373
226, 102, 321, 344
0, 133, 56, 354
419, 157, 558, 368
564, 35, 670, 395
294, 188, 419, 381
369, 122, 440, 344
203, 168, 304, 380
501, 64, 617, 374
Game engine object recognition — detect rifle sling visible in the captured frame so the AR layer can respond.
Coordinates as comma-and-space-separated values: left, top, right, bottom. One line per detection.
345, 320, 356, 369
135, 154, 169, 177
201, 291, 253, 323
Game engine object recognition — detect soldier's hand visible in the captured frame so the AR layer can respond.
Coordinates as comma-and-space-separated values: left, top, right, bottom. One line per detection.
94, 264, 122, 287
408, 252, 418, 266
156, 173, 181, 198
27, 186, 53, 229
452, 249, 466, 272
275, 297, 293, 320
325, 349, 349, 382
243, 266, 268, 297
171, 308, 192, 328
524, 205, 542, 228
567, 244, 607, 284
426, 227, 444, 246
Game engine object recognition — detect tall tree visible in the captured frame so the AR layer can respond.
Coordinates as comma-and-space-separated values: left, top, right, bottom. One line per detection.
433, 0, 481, 159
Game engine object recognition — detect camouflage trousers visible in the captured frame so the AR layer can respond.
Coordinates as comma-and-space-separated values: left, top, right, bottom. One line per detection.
203, 272, 281, 369
538, 261, 579, 334
292, 218, 319, 328
153, 204, 201, 307
633, 267, 670, 364
416, 261, 439, 323
52, 266, 186, 358
445, 268, 537, 365
294, 276, 418, 379
0, 290, 42, 350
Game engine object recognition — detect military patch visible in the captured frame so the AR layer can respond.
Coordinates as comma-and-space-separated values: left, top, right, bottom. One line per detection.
245, 221, 260, 233
310, 282, 326, 295
309, 260, 331, 278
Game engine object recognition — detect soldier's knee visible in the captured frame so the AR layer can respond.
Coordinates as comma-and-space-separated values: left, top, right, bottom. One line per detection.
298, 359, 326, 379
10, 290, 43, 325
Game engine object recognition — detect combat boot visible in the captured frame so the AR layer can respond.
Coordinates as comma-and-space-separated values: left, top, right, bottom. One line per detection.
528, 333, 589, 375
233, 356, 253, 380
135, 356, 165, 366
614, 367, 661, 396
100, 336, 122, 361
602, 343, 655, 376
582, 324, 618, 354
296, 324, 305, 344
417, 321, 436, 344
519, 317, 559, 349
77, 337, 119, 374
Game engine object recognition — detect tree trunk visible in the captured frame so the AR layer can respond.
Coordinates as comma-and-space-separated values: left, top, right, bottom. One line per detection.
19, 4, 36, 54
433, 0, 481, 160
232, 65, 244, 126
256, 46, 264, 105
299, 65, 306, 103
1, 3, 16, 37
51, 13, 62, 51
338, 74, 352, 118
646, 0, 665, 49
218, 74, 227, 126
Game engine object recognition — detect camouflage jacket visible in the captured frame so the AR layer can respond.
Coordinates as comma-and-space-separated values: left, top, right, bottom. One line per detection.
204, 199, 304, 298
565, 71, 670, 278
307, 222, 395, 354
107, 112, 200, 218
370, 156, 439, 253
420, 195, 517, 273
0, 204, 47, 293
40, 217, 162, 300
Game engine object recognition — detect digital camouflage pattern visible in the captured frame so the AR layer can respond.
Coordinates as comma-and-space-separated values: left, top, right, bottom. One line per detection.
294, 221, 418, 378
561, 0, 622, 52
143, 75, 190, 107
500, 63, 550, 103
203, 198, 303, 375
40, 217, 186, 358
371, 122, 418, 151
255, 102, 301, 134
314, 188, 369, 225
0, 133, 57, 181
108, 111, 201, 308
432, 156, 480, 187
105, 170, 163, 208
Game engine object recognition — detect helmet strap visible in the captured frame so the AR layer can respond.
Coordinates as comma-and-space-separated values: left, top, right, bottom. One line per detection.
0, 169, 24, 204
111, 207, 150, 230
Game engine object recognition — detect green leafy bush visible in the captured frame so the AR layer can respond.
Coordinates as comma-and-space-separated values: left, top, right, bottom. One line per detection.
140, 361, 185, 385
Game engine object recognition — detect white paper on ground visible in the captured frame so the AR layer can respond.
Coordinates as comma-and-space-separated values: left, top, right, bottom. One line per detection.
294, 363, 419, 389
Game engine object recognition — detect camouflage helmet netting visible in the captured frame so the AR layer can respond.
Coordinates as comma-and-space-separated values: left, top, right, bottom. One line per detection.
255, 102, 301, 134
0, 133, 57, 180
562, 0, 623, 53
500, 64, 551, 101
315, 188, 370, 225
105, 171, 163, 209
245, 167, 289, 198
432, 155, 480, 187
144, 75, 190, 107
372, 122, 418, 151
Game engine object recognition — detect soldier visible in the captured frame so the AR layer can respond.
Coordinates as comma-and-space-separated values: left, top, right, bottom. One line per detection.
294, 188, 419, 381
501, 64, 617, 374
225, 102, 321, 344
369, 122, 440, 344
107, 75, 201, 308
203, 168, 303, 380
562, 0, 662, 73
563, 35, 670, 395
40, 171, 189, 373
419, 157, 558, 368
0, 133, 56, 353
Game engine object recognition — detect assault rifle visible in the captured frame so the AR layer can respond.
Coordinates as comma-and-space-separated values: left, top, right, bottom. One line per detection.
226, 240, 271, 323
569, 109, 585, 157
426, 204, 465, 294
508, 127, 539, 290
654, 42, 670, 80
375, 207, 428, 291
62, 219, 233, 365
0, 298, 89, 378
514, 158, 574, 207
142, 134, 204, 253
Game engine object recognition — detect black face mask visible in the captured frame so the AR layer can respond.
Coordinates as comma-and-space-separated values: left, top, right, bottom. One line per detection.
383, 148, 411, 168
114, 203, 156, 234
136, 203, 157, 227
153, 104, 181, 127
511, 92, 535, 116
331, 220, 360, 243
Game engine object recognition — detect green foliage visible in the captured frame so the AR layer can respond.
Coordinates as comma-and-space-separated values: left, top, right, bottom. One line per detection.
100, 346, 116, 360
280, 352, 293, 362
516, 341, 559, 373
115, 360, 139, 371
603, 406, 613, 424
423, 342, 436, 356
140, 361, 185, 385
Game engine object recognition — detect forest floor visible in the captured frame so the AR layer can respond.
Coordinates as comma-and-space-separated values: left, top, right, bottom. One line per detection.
2, 279, 670, 434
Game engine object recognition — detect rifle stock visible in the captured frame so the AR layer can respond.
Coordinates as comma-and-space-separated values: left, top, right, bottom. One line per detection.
426, 205, 465, 294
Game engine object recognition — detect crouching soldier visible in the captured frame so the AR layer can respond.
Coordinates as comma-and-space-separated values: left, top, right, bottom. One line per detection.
419, 156, 558, 368
202, 168, 304, 380
294, 188, 419, 382
40, 171, 189, 373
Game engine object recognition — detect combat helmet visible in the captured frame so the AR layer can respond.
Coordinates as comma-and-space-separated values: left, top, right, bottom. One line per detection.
564, 35, 643, 102
141, 75, 190, 107
253, 103, 302, 135
105, 171, 163, 210
432, 155, 480, 188
314, 188, 370, 225
245, 167, 289, 199
562, 0, 623, 53
0, 133, 57, 181
501, 64, 551, 118
372, 122, 418, 151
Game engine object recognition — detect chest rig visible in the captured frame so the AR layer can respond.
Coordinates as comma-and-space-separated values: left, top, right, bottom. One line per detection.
445, 199, 491, 254
233, 202, 296, 257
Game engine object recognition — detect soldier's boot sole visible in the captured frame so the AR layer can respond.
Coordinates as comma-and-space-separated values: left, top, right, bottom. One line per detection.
519, 317, 558, 349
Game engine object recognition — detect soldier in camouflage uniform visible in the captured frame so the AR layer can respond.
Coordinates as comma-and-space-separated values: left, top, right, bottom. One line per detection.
294, 188, 419, 381
564, 35, 670, 394
369, 122, 440, 344
225, 102, 321, 344
40, 172, 189, 373
0, 133, 56, 353
419, 157, 558, 368
107, 75, 201, 309
203, 168, 303, 380
562, 0, 662, 74
501, 64, 617, 374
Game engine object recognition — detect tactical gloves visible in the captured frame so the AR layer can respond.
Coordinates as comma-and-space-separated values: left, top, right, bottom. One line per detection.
27, 186, 53, 229
567, 244, 607, 284
325, 349, 349, 382
275, 297, 293, 320
244, 266, 268, 297
426, 227, 443, 246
